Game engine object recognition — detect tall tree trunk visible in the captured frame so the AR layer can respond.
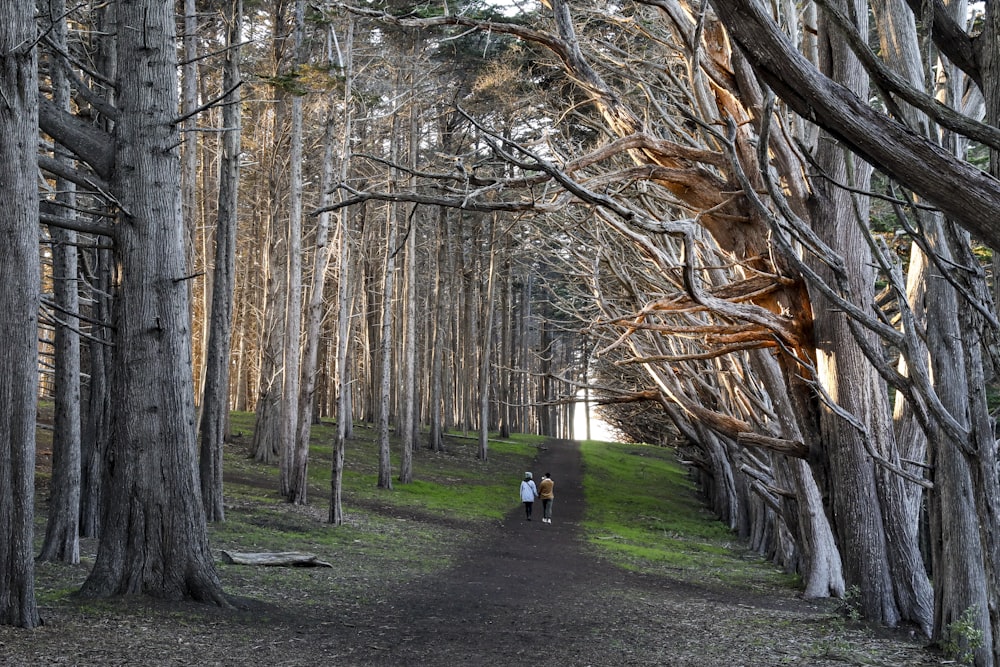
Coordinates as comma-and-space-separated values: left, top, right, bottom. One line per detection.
39, 0, 81, 565
398, 97, 420, 483
181, 0, 201, 396
79, 3, 116, 541
80, 244, 112, 539
477, 217, 498, 461
251, 0, 291, 465
198, 0, 243, 523
376, 203, 398, 489
497, 256, 513, 439
398, 214, 418, 482
331, 19, 355, 524
79, 0, 225, 604
292, 99, 338, 504
427, 207, 447, 451
0, 0, 41, 627
802, 0, 931, 630
280, 0, 306, 501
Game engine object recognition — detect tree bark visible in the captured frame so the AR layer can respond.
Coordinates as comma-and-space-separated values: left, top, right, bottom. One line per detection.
293, 98, 338, 504
251, 0, 291, 466
79, 0, 225, 604
0, 0, 41, 627
39, 0, 82, 565
331, 18, 356, 525
199, 0, 243, 523
80, 245, 112, 539
377, 198, 398, 490
709, 0, 1000, 250
477, 217, 498, 461
426, 207, 447, 452
280, 0, 305, 502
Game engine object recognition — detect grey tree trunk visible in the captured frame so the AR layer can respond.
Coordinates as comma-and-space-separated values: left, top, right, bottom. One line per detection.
181, 0, 200, 394
198, 0, 243, 523
280, 0, 305, 502
39, 0, 81, 565
0, 0, 41, 627
293, 100, 338, 505
79, 0, 225, 603
377, 202, 398, 490
80, 244, 112, 539
749, 351, 844, 598
398, 207, 418, 482
251, 0, 291, 466
426, 207, 447, 452
477, 219, 498, 461
331, 19, 355, 524
398, 107, 420, 483
809, 160, 900, 627
79, 4, 115, 540
802, 0, 932, 629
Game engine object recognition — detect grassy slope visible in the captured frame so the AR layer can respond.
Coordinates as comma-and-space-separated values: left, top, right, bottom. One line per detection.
579, 439, 797, 592
218, 413, 790, 592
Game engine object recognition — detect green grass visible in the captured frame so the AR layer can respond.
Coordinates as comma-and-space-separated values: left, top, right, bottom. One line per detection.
220, 414, 793, 592
579, 440, 798, 592
35, 406, 795, 606
205, 412, 545, 585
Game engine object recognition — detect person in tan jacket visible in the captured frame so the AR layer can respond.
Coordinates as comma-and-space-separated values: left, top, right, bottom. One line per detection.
538, 473, 555, 524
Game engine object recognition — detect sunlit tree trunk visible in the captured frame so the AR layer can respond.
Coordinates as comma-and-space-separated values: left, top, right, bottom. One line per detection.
477, 217, 498, 461
331, 18, 355, 524
398, 109, 420, 482
805, 6, 931, 619
427, 207, 447, 452
376, 187, 398, 489
181, 0, 202, 396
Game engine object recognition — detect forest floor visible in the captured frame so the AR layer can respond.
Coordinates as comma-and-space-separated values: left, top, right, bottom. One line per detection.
3, 436, 942, 666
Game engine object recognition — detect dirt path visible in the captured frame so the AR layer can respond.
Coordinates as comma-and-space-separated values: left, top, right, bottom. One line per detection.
349, 438, 601, 664
2, 438, 934, 666
326, 439, 932, 666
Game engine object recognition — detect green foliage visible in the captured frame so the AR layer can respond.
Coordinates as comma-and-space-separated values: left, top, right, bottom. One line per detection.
261, 64, 343, 96
579, 440, 798, 591
941, 606, 984, 666
838, 585, 863, 622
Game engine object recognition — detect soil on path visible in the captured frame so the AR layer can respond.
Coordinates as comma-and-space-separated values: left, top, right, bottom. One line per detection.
2, 438, 936, 666
316, 439, 934, 666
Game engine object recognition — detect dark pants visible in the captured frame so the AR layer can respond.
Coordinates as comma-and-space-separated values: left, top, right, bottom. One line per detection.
523, 501, 533, 519
542, 498, 553, 520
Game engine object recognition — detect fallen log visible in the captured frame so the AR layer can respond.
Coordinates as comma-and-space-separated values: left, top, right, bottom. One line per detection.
220, 550, 334, 568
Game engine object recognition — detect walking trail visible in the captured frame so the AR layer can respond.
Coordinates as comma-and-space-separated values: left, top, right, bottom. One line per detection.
1, 438, 935, 666
329, 439, 928, 666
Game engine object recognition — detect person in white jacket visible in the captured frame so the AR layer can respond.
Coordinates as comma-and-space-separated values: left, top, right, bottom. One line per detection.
519, 472, 539, 521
